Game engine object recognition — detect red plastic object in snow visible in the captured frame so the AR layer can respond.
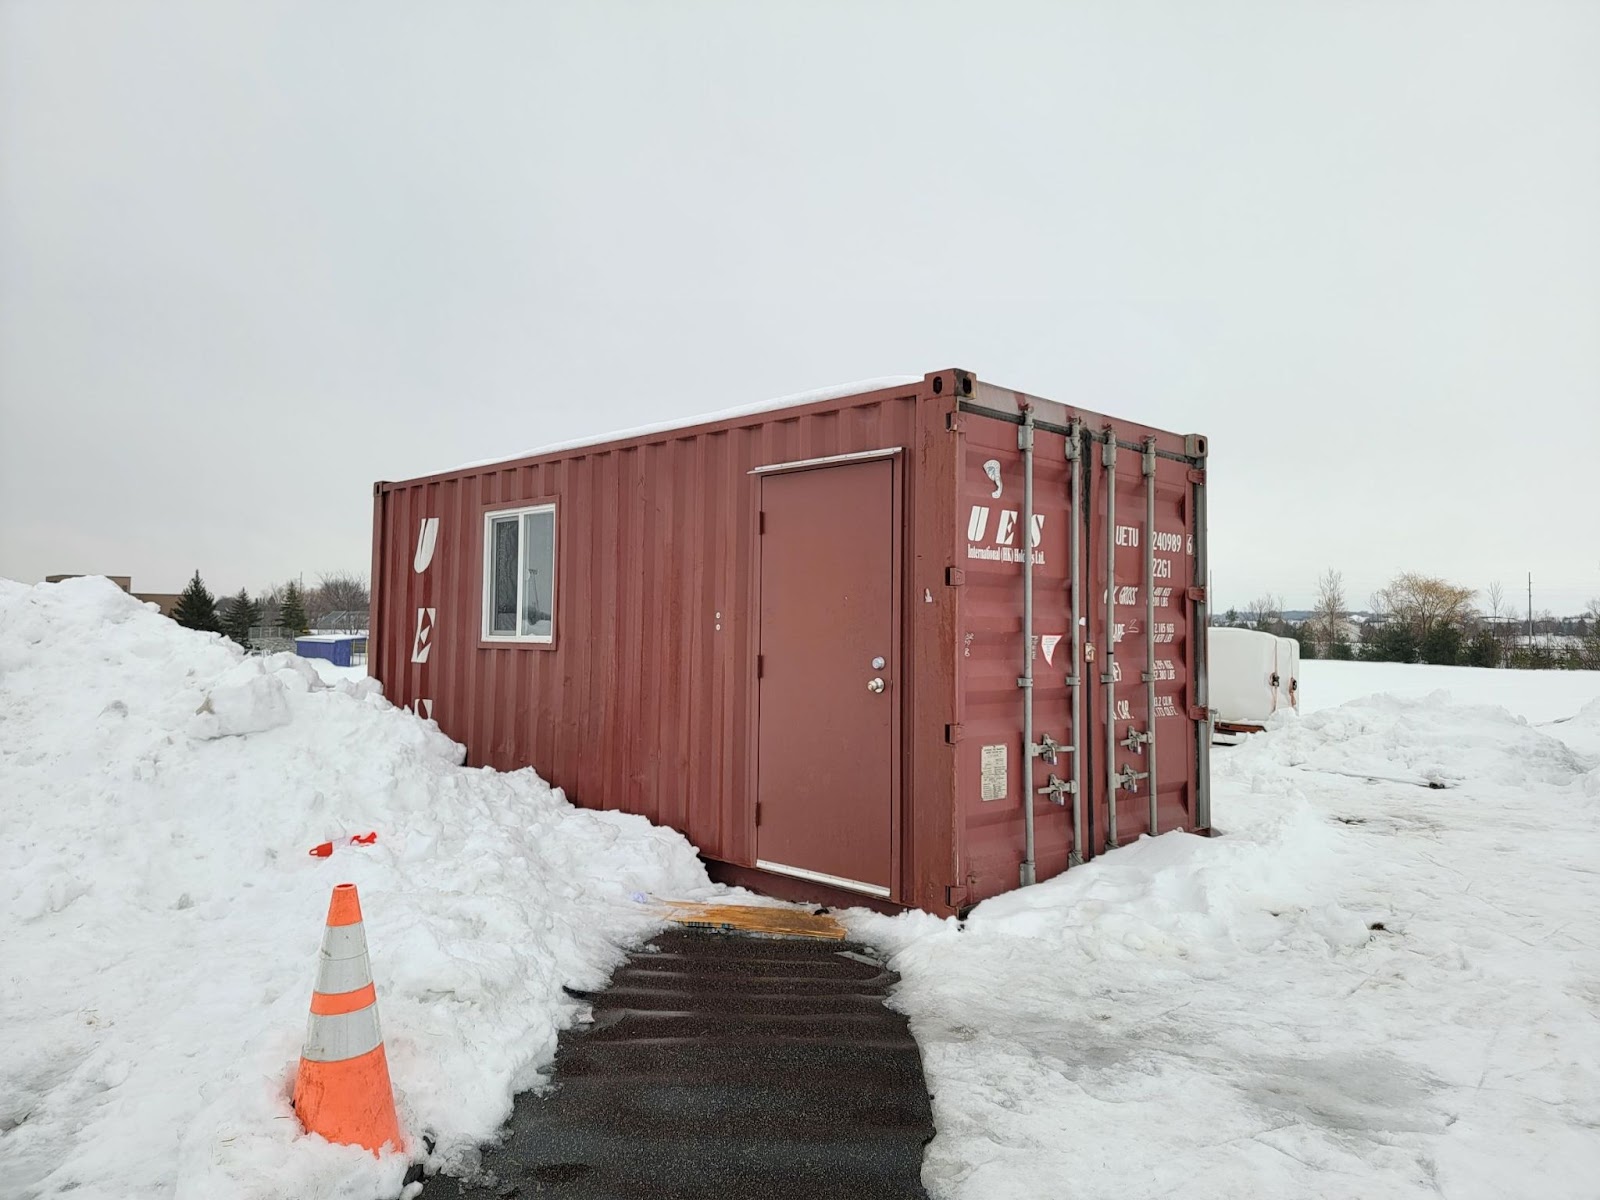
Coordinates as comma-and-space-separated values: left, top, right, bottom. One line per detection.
308, 832, 378, 858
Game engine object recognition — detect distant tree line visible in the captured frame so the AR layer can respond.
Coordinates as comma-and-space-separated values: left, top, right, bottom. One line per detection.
170, 571, 368, 651
1215, 572, 1600, 671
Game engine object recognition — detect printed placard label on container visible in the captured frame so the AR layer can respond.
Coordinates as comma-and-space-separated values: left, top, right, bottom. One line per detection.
980, 744, 1008, 802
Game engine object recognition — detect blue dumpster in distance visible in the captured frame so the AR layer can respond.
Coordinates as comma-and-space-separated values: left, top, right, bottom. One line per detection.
294, 635, 366, 668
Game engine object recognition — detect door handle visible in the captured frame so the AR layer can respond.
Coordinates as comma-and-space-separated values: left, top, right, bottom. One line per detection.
867, 677, 886, 693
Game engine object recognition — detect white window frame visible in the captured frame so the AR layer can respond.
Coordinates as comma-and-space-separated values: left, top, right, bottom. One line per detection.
481, 503, 557, 644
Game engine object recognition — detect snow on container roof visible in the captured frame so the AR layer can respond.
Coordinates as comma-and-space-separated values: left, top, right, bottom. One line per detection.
451, 376, 922, 473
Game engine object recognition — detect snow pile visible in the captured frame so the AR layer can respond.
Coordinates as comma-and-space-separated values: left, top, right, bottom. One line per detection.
1544, 694, 1600, 778
857, 687, 1600, 1199
0, 577, 715, 1200
1252, 690, 1588, 789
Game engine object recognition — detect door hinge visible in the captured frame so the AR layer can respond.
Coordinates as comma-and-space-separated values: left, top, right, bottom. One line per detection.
945, 883, 969, 908
755, 801, 763, 827
758, 510, 765, 535
1187, 467, 1206, 485
945, 723, 965, 744
1187, 585, 1207, 603
1063, 422, 1082, 461
1189, 704, 1210, 722
946, 566, 965, 587
756, 654, 764, 679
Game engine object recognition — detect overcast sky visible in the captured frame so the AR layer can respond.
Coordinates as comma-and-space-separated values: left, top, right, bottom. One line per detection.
2, 1, 1596, 612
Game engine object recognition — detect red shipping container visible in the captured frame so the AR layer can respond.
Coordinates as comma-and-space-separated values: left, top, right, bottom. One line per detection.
371, 369, 1211, 917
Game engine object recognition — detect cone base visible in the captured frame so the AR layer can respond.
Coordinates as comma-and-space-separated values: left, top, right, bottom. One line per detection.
293, 1043, 402, 1153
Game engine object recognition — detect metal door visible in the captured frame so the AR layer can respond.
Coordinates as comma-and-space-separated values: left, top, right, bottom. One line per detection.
755, 457, 898, 898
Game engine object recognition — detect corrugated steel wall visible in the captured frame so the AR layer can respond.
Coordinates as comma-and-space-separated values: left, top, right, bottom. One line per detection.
372, 370, 1208, 916
372, 383, 938, 880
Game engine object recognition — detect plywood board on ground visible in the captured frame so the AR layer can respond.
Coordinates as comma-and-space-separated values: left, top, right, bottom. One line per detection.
660, 902, 847, 941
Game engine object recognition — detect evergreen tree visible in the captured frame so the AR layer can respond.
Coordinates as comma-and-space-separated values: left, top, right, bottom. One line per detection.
279, 580, 310, 636
173, 571, 222, 633
222, 588, 260, 649
1508, 643, 1555, 670
1362, 622, 1418, 664
1294, 625, 1319, 660
1461, 629, 1502, 668
1328, 638, 1355, 661
1581, 632, 1600, 672
1419, 622, 1463, 666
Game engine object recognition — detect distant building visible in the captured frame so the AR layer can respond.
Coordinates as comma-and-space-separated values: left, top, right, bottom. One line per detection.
1511, 634, 1585, 651
46, 574, 183, 617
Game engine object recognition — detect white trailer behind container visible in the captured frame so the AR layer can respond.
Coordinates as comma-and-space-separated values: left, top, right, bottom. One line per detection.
1209, 627, 1300, 742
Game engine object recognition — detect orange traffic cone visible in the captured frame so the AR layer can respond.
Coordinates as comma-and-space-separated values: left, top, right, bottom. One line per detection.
292, 883, 402, 1153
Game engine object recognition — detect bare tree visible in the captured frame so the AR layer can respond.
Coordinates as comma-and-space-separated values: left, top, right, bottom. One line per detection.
1483, 580, 1510, 647
1308, 569, 1346, 652
305, 571, 370, 632
1584, 598, 1600, 666
1485, 580, 1505, 624
1245, 592, 1286, 636
251, 582, 284, 632
1370, 572, 1476, 644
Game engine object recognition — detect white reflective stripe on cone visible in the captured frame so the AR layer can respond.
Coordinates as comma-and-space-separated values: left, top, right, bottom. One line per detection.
303, 1004, 383, 1063
315, 950, 372, 995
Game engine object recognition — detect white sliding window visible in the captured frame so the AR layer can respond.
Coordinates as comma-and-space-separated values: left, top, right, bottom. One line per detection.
481, 504, 556, 643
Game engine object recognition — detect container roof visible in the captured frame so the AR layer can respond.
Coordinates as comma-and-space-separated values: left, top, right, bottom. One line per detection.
449, 375, 921, 474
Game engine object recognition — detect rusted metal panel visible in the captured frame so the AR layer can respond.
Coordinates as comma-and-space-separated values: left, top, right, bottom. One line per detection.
372, 369, 1206, 917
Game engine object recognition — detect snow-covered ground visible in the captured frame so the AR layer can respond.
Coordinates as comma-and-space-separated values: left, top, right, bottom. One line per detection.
6, 578, 1600, 1199
0, 578, 716, 1200
854, 667, 1600, 1199
1299, 658, 1600, 724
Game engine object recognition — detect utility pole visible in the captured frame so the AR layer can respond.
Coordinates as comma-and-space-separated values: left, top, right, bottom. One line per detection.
1528, 572, 1533, 640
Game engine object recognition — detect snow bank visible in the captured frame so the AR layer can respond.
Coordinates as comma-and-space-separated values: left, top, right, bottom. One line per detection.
1244, 690, 1588, 789
0, 577, 716, 1200
1544, 694, 1600, 773
1299, 658, 1600, 724
856, 687, 1600, 1199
